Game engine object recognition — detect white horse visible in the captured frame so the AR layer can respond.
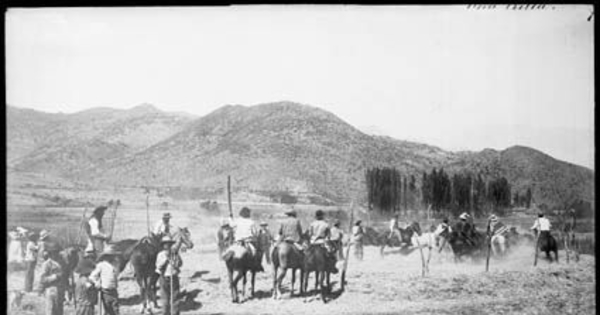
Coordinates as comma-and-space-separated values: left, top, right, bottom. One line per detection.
409, 225, 443, 275
490, 234, 507, 257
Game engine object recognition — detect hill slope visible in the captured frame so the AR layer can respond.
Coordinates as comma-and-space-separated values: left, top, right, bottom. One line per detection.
7, 102, 594, 208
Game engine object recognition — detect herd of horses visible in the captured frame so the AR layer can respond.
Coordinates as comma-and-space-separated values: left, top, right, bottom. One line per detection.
54, 219, 561, 311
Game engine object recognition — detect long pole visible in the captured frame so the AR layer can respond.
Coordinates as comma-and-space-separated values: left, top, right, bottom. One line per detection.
341, 202, 354, 291
414, 236, 427, 277
533, 231, 540, 266
109, 201, 120, 241
146, 191, 151, 237
76, 207, 88, 246
485, 220, 492, 272
227, 176, 233, 219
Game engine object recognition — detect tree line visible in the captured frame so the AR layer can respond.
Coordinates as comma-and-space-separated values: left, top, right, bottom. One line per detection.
366, 167, 533, 218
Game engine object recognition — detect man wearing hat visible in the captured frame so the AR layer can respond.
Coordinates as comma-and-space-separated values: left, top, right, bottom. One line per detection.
308, 210, 330, 245
156, 235, 182, 315
257, 222, 273, 265
277, 209, 304, 251
351, 220, 365, 261
38, 242, 65, 315
24, 232, 39, 292
87, 206, 110, 255
329, 220, 345, 260
74, 259, 97, 315
90, 245, 121, 315
154, 212, 175, 238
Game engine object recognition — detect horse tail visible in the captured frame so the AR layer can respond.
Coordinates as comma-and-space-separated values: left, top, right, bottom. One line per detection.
271, 245, 279, 268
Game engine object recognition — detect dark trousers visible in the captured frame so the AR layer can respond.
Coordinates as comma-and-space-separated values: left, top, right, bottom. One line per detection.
160, 276, 180, 315
100, 289, 119, 315
25, 260, 36, 292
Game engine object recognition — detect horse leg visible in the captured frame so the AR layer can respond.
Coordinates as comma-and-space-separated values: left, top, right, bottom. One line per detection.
272, 266, 278, 299
136, 276, 146, 314
275, 268, 286, 300
319, 271, 326, 302
251, 271, 256, 297
228, 268, 237, 303
291, 269, 296, 296
242, 272, 247, 301
232, 271, 245, 303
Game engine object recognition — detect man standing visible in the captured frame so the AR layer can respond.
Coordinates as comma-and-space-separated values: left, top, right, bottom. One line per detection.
24, 232, 39, 292
154, 213, 175, 238
387, 214, 402, 243
90, 245, 120, 315
156, 235, 182, 315
257, 222, 273, 265
87, 206, 110, 255
74, 259, 97, 315
277, 209, 304, 251
38, 242, 64, 315
329, 220, 345, 260
351, 220, 365, 261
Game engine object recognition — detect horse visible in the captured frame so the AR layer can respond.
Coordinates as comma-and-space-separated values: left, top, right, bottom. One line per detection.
223, 240, 264, 303
536, 230, 559, 263
302, 242, 338, 302
272, 241, 305, 300
58, 245, 83, 306
128, 228, 194, 314
447, 223, 486, 262
379, 222, 421, 256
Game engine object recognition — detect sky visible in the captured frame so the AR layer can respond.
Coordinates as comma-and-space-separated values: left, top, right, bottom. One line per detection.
5, 5, 595, 169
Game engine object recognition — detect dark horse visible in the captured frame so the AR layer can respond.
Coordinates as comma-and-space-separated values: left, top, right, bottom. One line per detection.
115, 228, 194, 314
447, 223, 486, 262
223, 241, 264, 303
272, 241, 305, 300
379, 222, 421, 256
536, 230, 559, 263
302, 242, 338, 303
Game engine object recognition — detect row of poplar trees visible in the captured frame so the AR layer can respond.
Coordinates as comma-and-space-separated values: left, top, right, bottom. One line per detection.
367, 167, 529, 218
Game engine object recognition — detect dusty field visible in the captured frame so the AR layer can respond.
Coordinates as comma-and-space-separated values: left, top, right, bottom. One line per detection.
6, 203, 596, 315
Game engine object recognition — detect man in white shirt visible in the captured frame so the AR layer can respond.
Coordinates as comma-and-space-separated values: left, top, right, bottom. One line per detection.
387, 214, 401, 243
229, 207, 262, 271
87, 206, 110, 256
90, 245, 120, 315
531, 213, 552, 238
154, 213, 174, 238
155, 236, 182, 315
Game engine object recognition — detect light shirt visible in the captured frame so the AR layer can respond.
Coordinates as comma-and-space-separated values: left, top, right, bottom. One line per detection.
90, 261, 119, 290
531, 217, 551, 231
25, 241, 38, 262
390, 219, 398, 232
309, 220, 330, 243
351, 226, 364, 242
155, 250, 182, 277
89, 217, 107, 238
330, 227, 344, 241
154, 220, 174, 236
230, 217, 257, 241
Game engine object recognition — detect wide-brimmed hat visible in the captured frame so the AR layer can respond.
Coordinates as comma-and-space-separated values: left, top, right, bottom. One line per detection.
488, 214, 498, 222
93, 206, 108, 215
160, 235, 176, 245
239, 207, 251, 218
97, 245, 120, 260
259, 222, 268, 226
75, 259, 96, 275
315, 210, 324, 219
538, 213, 545, 217
285, 209, 297, 217
162, 213, 172, 219
355, 220, 362, 226
39, 230, 50, 240
459, 213, 469, 220
220, 218, 230, 227
333, 220, 341, 227
16, 227, 28, 234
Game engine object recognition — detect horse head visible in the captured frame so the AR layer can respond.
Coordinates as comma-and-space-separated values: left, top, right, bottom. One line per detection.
408, 222, 422, 236
174, 227, 194, 252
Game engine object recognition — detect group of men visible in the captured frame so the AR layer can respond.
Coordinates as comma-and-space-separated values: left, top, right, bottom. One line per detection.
220, 207, 368, 271
27, 206, 184, 315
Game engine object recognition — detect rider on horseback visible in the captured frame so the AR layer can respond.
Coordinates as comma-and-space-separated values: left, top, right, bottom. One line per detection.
230, 207, 263, 272
457, 212, 476, 246
531, 212, 551, 238
307, 210, 338, 273
277, 209, 304, 251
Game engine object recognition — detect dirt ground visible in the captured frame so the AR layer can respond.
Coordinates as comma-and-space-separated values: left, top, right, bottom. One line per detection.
6, 205, 596, 315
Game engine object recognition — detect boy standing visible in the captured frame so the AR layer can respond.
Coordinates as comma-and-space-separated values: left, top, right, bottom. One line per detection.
74, 259, 97, 315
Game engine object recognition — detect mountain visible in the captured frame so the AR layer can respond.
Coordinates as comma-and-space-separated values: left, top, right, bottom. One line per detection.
7, 104, 196, 176
6, 101, 594, 209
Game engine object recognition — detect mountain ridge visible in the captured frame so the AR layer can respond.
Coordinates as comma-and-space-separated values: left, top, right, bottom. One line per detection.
6, 102, 594, 209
